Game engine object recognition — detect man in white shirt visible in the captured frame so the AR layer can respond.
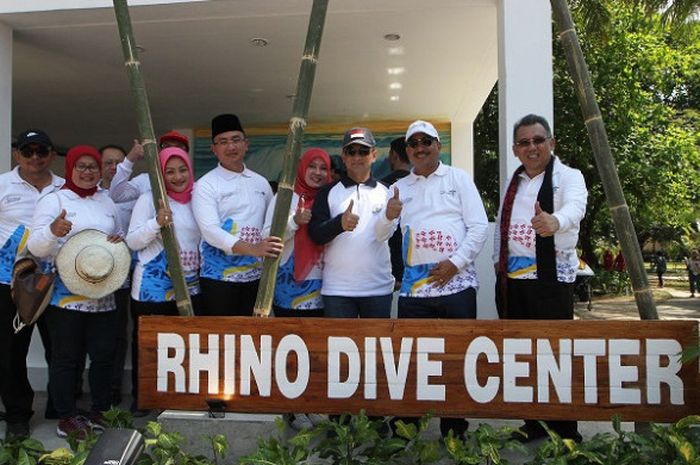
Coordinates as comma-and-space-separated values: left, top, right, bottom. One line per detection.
386, 120, 488, 438
0, 129, 64, 439
493, 113, 587, 443
192, 114, 282, 315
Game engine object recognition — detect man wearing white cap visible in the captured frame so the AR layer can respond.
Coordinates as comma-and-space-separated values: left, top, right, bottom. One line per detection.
0, 129, 63, 439
384, 120, 488, 438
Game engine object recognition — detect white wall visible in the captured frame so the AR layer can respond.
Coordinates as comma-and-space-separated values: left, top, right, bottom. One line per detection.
0, 22, 11, 172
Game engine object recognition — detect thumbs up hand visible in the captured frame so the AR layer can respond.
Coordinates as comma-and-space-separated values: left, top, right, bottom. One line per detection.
293, 194, 312, 225
386, 187, 403, 220
341, 199, 359, 231
531, 201, 560, 237
50, 209, 73, 237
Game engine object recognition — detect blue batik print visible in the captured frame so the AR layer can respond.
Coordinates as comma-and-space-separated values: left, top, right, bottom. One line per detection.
0, 225, 28, 284
273, 255, 322, 310
200, 218, 261, 282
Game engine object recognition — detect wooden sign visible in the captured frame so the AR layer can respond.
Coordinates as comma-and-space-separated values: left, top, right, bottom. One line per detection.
138, 317, 699, 422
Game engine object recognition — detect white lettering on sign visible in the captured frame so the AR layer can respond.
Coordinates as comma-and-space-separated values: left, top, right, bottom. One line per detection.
609, 339, 641, 404
328, 337, 360, 399
382, 337, 413, 400
573, 339, 605, 403
157, 333, 186, 393
503, 338, 533, 402
645, 339, 683, 405
537, 339, 572, 403
464, 336, 500, 403
275, 334, 309, 399
189, 334, 219, 394
241, 335, 272, 397
416, 338, 445, 401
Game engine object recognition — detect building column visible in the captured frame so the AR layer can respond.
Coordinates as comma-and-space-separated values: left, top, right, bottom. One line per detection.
450, 120, 473, 176
497, 0, 553, 189
0, 21, 12, 172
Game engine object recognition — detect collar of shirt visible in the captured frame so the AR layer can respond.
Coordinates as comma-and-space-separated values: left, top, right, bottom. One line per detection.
405, 161, 448, 185
11, 166, 64, 190
339, 175, 377, 188
216, 163, 252, 180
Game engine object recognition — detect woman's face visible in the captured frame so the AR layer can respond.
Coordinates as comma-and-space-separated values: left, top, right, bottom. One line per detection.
71, 155, 101, 189
304, 157, 329, 189
164, 156, 191, 193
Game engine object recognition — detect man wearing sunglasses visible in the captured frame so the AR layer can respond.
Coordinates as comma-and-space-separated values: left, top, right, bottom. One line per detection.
0, 129, 64, 439
308, 127, 396, 319
493, 114, 587, 443
385, 120, 488, 438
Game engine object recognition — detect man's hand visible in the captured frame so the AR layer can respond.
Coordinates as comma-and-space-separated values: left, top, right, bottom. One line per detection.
50, 209, 72, 237
429, 260, 459, 287
341, 200, 359, 231
293, 194, 311, 226
253, 236, 283, 258
386, 187, 402, 220
126, 139, 144, 163
531, 201, 560, 237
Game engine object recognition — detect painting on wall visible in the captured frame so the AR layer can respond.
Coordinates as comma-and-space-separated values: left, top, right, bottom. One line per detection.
192, 121, 451, 182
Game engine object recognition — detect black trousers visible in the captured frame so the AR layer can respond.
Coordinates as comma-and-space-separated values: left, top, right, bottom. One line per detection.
111, 287, 130, 397
496, 277, 579, 438
0, 283, 35, 424
43, 305, 119, 418
198, 277, 259, 316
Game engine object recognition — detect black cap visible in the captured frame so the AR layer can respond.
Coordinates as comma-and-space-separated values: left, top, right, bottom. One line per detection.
16, 129, 52, 149
342, 127, 376, 148
211, 114, 244, 139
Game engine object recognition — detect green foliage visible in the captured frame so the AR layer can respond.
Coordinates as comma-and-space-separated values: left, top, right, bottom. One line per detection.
444, 423, 527, 465
392, 415, 442, 464
591, 270, 632, 295
0, 436, 48, 465
239, 416, 321, 465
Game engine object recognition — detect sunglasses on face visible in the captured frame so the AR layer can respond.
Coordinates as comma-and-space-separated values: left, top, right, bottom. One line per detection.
343, 147, 371, 157
406, 137, 435, 149
20, 146, 50, 158
515, 136, 550, 148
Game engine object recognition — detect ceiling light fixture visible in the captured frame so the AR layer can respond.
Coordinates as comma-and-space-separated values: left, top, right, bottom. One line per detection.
388, 47, 404, 56
387, 67, 405, 75
250, 37, 269, 47
383, 33, 401, 41
390, 96, 400, 102
389, 82, 402, 90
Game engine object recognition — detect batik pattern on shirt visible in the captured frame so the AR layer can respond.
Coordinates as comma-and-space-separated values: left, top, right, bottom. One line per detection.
273, 255, 323, 310
200, 218, 262, 282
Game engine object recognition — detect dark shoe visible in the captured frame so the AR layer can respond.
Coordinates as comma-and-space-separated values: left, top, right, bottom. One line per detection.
6, 421, 30, 440
511, 423, 548, 443
56, 415, 91, 440
130, 401, 150, 418
87, 411, 107, 432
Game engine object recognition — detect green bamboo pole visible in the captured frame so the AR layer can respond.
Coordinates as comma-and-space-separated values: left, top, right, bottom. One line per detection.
551, 0, 658, 320
254, 0, 329, 317
113, 0, 193, 316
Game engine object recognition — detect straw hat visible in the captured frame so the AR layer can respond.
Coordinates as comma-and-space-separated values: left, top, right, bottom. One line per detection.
55, 229, 130, 299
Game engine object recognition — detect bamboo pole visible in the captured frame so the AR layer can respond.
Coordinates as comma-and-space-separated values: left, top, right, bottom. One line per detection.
254, 0, 329, 317
112, 0, 193, 316
551, 0, 658, 320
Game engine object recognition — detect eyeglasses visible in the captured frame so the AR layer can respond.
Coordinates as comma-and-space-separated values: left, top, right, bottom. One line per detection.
515, 136, 550, 148
74, 164, 100, 173
213, 137, 246, 147
406, 137, 435, 149
343, 147, 371, 157
20, 146, 50, 158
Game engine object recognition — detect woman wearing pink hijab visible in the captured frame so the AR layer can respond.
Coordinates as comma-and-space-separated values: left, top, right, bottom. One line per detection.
125, 147, 201, 415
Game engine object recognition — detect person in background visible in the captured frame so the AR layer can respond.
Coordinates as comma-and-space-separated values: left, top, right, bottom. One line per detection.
494, 114, 587, 443
386, 120, 488, 438
686, 250, 700, 298
381, 137, 411, 287
308, 127, 395, 318
28, 145, 124, 440
0, 129, 63, 439
329, 154, 346, 182
126, 147, 201, 416
263, 147, 331, 430
108, 131, 190, 204
654, 251, 667, 288
192, 114, 282, 315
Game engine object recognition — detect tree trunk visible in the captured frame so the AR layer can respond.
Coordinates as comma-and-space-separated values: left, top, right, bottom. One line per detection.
253, 0, 329, 317
550, 0, 658, 319
112, 0, 193, 316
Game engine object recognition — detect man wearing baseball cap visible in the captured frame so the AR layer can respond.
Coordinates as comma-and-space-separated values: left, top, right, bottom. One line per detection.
308, 127, 396, 318
384, 120, 489, 438
0, 129, 64, 438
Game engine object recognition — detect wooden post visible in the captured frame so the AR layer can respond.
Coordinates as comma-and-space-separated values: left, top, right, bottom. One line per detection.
112, 0, 193, 316
550, 0, 658, 320
253, 0, 329, 317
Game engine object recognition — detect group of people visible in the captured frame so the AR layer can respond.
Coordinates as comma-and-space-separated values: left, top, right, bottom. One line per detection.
0, 112, 588, 443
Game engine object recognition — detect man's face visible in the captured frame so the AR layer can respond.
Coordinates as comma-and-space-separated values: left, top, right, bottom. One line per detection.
211, 130, 248, 172
512, 123, 555, 177
342, 143, 376, 182
101, 147, 126, 183
406, 132, 441, 176
14, 143, 55, 177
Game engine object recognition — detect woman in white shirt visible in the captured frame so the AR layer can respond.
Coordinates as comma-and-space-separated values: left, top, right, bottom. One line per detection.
28, 145, 123, 439
125, 146, 200, 415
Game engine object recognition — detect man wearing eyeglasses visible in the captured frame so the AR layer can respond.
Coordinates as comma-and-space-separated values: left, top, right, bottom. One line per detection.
308, 127, 396, 318
192, 113, 282, 316
493, 114, 587, 443
384, 120, 488, 438
0, 129, 64, 439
